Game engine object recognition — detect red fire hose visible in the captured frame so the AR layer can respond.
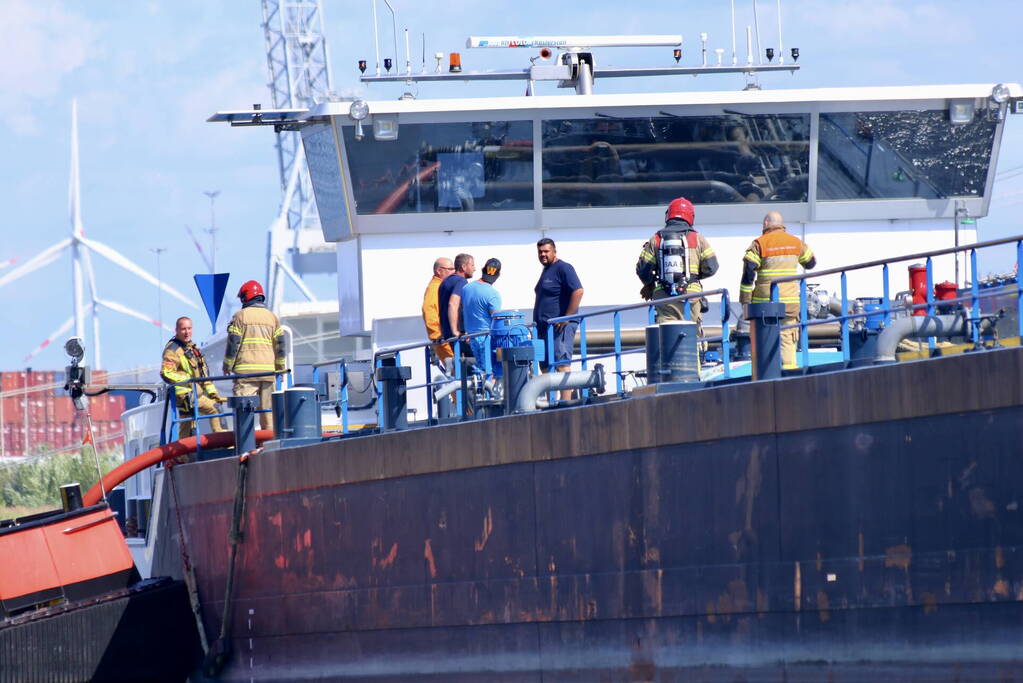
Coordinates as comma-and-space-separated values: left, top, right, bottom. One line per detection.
83, 430, 274, 506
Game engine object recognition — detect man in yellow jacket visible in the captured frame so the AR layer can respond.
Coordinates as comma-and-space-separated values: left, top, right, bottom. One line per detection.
161, 316, 226, 438
739, 211, 817, 369
223, 280, 287, 430
421, 257, 454, 367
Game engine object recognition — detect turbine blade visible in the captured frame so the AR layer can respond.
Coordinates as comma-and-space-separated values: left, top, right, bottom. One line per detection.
0, 238, 71, 289
23, 315, 77, 363
184, 224, 213, 272
96, 298, 174, 333
79, 236, 197, 309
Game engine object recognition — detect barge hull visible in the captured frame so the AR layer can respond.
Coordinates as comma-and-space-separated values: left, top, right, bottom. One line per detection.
154, 348, 1023, 680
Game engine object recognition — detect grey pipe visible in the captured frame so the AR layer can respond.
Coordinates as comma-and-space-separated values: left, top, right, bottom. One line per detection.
516, 364, 605, 413
433, 377, 459, 401
875, 315, 964, 363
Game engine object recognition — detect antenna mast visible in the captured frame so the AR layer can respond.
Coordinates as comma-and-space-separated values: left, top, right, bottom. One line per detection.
260, 0, 334, 309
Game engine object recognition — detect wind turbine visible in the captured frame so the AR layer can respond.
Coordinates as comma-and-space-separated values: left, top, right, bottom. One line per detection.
0, 100, 198, 367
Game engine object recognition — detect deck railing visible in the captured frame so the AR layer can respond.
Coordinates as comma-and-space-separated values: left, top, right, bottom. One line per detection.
769, 234, 1023, 368
161, 370, 289, 454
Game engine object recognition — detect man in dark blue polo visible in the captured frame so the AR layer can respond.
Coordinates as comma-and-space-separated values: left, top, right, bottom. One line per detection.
533, 238, 583, 399
438, 253, 476, 362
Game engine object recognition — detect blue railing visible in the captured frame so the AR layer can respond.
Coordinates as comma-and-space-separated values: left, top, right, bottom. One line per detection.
161, 370, 289, 454
769, 234, 1023, 368
543, 288, 733, 393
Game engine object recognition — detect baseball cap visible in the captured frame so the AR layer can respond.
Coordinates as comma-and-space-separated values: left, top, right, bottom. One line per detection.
481, 258, 501, 283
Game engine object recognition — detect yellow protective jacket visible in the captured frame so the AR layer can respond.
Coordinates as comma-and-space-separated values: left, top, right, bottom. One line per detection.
636, 225, 718, 295
421, 275, 443, 341
739, 226, 816, 317
161, 339, 219, 400
223, 303, 286, 376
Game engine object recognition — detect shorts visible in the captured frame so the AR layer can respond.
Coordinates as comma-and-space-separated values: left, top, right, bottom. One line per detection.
537, 321, 578, 367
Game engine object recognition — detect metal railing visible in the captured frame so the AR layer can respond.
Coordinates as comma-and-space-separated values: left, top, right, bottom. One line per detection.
769, 234, 1023, 368
310, 290, 736, 435
543, 288, 733, 393
161, 370, 290, 455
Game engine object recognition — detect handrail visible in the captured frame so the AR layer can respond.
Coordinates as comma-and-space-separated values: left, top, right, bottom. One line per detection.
161, 370, 289, 453
543, 288, 733, 394
770, 234, 1023, 285
543, 289, 730, 324
765, 233, 1023, 368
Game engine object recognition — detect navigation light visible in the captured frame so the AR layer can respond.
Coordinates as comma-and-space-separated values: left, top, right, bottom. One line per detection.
673, 48, 681, 63
765, 48, 774, 63
449, 52, 462, 73
991, 84, 1011, 104
384, 58, 393, 72
359, 60, 367, 73
790, 47, 799, 62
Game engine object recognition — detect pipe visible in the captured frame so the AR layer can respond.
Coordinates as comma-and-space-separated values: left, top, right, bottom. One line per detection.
433, 377, 459, 401
83, 430, 274, 506
874, 315, 964, 363
516, 365, 605, 413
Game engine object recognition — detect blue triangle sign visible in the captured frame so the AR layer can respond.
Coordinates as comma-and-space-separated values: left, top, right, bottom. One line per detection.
194, 273, 230, 333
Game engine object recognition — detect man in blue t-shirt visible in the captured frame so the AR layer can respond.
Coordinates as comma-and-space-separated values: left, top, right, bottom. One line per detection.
461, 258, 503, 369
532, 238, 584, 398
438, 253, 476, 347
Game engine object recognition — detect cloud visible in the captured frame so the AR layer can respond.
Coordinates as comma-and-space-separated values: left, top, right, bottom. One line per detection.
0, 0, 99, 134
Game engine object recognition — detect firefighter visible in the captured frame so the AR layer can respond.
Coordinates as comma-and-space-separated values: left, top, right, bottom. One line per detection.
223, 280, 287, 431
636, 197, 719, 332
161, 316, 226, 439
739, 211, 817, 369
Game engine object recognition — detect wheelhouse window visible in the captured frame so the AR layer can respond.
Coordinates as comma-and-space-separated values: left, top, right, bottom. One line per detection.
541, 114, 810, 208
342, 120, 533, 214
817, 111, 996, 200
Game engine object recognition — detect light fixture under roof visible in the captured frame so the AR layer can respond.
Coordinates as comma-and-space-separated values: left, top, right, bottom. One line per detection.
949, 100, 975, 125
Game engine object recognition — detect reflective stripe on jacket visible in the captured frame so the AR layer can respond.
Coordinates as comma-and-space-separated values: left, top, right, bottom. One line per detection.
740, 226, 815, 317
161, 339, 218, 399
223, 303, 286, 375
636, 228, 718, 294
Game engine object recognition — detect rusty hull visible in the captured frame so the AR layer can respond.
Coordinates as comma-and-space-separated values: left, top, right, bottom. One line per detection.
158, 347, 1023, 680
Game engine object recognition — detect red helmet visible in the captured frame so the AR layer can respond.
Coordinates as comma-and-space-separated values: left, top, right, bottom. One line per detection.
665, 197, 695, 226
238, 280, 264, 303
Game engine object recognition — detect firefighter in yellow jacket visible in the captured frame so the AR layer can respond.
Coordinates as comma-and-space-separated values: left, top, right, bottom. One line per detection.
739, 211, 817, 369
161, 316, 226, 438
223, 280, 287, 430
636, 197, 719, 332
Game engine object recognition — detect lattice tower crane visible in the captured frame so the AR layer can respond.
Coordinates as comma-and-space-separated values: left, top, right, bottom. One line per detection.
261, 0, 335, 309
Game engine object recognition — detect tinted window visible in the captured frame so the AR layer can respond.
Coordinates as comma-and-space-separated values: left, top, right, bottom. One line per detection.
817, 111, 996, 200
343, 121, 533, 214
541, 114, 810, 208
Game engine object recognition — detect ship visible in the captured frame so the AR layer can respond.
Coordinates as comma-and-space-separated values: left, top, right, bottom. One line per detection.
13, 28, 1023, 680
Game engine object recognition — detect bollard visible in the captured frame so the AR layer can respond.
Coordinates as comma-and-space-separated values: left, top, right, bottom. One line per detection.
748, 302, 785, 380
375, 362, 412, 431
658, 321, 700, 382
645, 325, 661, 384
230, 395, 259, 454
284, 387, 320, 439
271, 390, 287, 438
498, 345, 533, 414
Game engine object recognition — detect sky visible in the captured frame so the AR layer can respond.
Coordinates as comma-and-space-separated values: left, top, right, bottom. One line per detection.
0, 0, 1021, 372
